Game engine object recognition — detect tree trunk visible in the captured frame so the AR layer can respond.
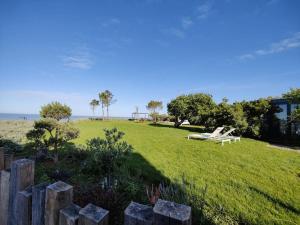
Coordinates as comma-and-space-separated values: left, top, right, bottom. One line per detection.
107, 106, 109, 120
102, 104, 105, 120
174, 117, 182, 128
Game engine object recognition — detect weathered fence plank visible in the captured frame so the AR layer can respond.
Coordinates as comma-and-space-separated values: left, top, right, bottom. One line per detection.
59, 203, 81, 225
4, 153, 13, 170
17, 186, 33, 225
8, 159, 35, 225
45, 181, 73, 225
0, 147, 4, 170
124, 202, 153, 225
79, 203, 109, 225
0, 170, 11, 225
32, 182, 49, 225
153, 199, 192, 225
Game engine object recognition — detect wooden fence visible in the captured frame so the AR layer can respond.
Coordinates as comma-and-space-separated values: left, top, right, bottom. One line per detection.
0, 148, 191, 225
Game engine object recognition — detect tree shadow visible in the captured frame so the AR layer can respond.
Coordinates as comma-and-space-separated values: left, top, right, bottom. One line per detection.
249, 186, 300, 215
148, 123, 208, 133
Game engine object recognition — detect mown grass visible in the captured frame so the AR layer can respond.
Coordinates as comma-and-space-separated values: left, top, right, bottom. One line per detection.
73, 120, 300, 224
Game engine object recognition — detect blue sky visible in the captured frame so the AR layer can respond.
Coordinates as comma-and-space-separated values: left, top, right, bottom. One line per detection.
0, 0, 299, 116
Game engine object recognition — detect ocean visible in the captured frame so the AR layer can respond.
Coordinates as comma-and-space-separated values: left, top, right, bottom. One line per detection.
0, 113, 130, 121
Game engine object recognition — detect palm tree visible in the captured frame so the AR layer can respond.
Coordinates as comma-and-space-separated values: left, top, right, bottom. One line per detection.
99, 92, 106, 120
90, 99, 99, 116
99, 90, 116, 120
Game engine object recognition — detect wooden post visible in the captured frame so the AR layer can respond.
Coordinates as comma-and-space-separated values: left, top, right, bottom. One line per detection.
124, 202, 153, 225
79, 203, 109, 225
59, 203, 81, 225
153, 199, 192, 225
17, 186, 33, 225
4, 153, 14, 170
45, 181, 73, 225
0, 147, 4, 170
0, 170, 11, 225
8, 159, 35, 225
32, 182, 49, 225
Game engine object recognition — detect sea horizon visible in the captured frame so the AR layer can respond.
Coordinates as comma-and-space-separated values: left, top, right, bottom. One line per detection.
0, 113, 130, 121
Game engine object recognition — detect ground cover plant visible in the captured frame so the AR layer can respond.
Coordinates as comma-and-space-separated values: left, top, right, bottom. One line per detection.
73, 120, 300, 225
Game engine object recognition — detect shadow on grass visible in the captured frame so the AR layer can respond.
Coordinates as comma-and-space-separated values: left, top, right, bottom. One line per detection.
148, 123, 208, 133
249, 186, 300, 215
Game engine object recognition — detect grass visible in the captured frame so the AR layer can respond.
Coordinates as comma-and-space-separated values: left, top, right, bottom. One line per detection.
73, 120, 300, 225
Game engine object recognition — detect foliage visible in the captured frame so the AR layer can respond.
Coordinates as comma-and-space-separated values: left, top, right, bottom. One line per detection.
40, 101, 72, 121
85, 128, 133, 183
282, 88, 300, 103
204, 99, 248, 134
98, 90, 116, 120
167, 93, 216, 127
146, 100, 163, 123
240, 98, 272, 138
90, 99, 99, 116
27, 103, 79, 163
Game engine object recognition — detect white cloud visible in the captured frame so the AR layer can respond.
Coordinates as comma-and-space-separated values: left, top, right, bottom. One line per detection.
162, 28, 185, 39
197, 1, 213, 19
239, 32, 300, 60
181, 17, 193, 29
101, 18, 120, 27
62, 47, 93, 70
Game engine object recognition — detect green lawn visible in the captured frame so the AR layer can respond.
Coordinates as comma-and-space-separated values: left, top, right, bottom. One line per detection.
74, 120, 300, 225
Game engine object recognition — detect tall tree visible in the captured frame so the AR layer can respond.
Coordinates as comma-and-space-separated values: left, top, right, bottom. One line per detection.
147, 100, 163, 123
99, 92, 106, 119
89, 99, 99, 116
99, 90, 116, 120
283, 88, 300, 123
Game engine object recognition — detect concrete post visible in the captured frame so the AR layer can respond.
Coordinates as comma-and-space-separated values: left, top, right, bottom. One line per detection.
4, 153, 14, 170
0, 170, 11, 225
124, 202, 153, 225
17, 186, 33, 225
8, 159, 35, 225
32, 182, 49, 225
153, 199, 192, 225
0, 147, 4, 170
79, 203, 109, 225
59, 203, 81, 225
45, 181, 73, 225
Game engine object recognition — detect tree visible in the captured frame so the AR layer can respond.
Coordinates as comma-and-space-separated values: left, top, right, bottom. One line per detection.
205, 99, 248, 134
99, 90, 116, 120
283, 88, 300, 123
27, 103, 79, 163
282, 88, 300, 103
240, 98, 272, 138
167, 95, 189, 127
40, 101, 72, 121
90, 99, 99, 116
167, 93, 216, 127
99, 92, 106, 119
146, 100, 163, 123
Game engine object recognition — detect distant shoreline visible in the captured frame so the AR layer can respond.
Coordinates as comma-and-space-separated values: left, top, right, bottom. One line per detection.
0, 113, 130, 121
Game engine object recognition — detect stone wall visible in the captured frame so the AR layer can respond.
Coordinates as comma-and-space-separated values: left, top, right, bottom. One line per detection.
0, 158, 191, 225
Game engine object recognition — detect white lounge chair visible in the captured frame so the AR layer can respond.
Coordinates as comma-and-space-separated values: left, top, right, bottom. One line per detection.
215, 128, 241, 142
188, 127, 224, 140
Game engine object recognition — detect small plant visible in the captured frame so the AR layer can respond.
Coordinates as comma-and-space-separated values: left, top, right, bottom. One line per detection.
85, 128, 133, 187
